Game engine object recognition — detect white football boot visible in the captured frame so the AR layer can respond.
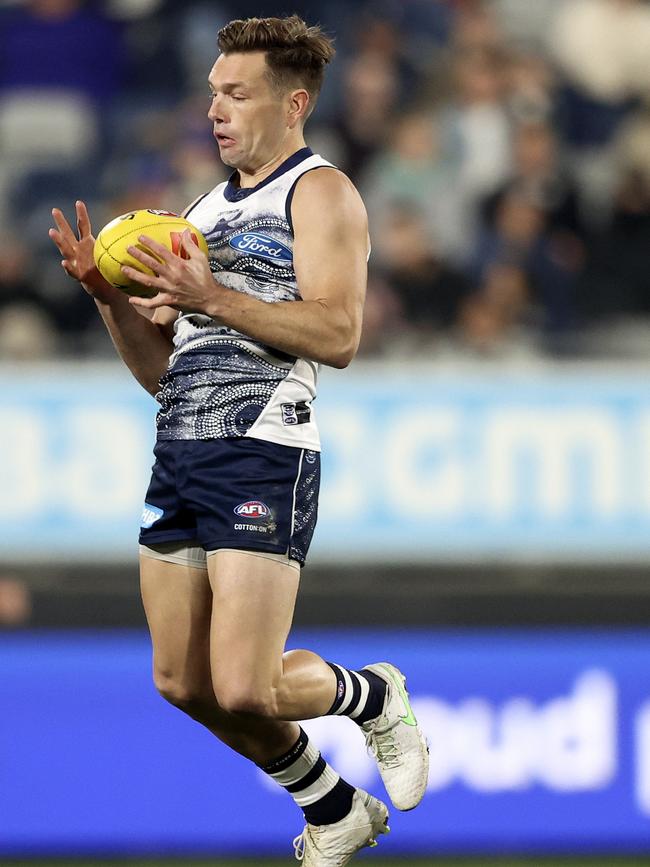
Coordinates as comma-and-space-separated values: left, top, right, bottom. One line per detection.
292, 788, 389, 866
361, 662, 429, 811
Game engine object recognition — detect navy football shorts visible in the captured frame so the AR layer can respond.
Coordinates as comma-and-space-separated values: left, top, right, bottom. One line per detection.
139, 438, 320, 566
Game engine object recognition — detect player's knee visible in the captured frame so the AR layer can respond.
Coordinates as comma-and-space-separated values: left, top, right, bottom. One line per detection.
154, 670, 206, 711
213, 681, 278, 719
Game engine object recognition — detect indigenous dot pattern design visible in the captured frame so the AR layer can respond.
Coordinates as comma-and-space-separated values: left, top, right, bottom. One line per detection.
289, 452, 320, 564
156, 340, 289, 440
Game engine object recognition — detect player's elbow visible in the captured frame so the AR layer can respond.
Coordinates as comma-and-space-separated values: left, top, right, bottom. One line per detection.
319, 316, 359, 368
327, 350, 354, 369
325, 334, 358, 369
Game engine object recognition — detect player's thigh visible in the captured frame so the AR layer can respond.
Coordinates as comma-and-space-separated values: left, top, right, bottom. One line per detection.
207, 549, 300, 708
139, 548, 213, 700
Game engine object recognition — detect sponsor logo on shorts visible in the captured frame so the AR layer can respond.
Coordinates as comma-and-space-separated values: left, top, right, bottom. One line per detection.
234, 523, 271, 533
141, 503, 164, 528
234, 500, 271, 519
305, 450, 317, 464
229, 231, 292, 262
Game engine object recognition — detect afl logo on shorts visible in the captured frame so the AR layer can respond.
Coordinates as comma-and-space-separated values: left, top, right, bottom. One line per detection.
234, 500, 271, 519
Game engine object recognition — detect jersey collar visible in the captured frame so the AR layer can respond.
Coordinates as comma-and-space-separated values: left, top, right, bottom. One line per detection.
223, 147, 313, 202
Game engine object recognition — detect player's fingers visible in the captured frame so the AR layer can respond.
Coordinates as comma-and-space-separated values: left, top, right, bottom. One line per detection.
126, 244, 166, 273
75, 200, 93, 238
180, 228, 201, 257
128, 292, 175, 310
120, 264, 163, 288
51, 208, 77, 246
137, 234, 175, 264
48, 227, 74, 257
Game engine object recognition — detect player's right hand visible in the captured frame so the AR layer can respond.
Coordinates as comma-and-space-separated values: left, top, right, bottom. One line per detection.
49, 201, 118, 302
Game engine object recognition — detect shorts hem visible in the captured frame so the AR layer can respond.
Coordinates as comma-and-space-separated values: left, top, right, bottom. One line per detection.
203, 539, 304, 565
138, 530, 198, 545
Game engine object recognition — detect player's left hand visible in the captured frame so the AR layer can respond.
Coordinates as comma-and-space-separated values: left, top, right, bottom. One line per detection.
123, 230, 221, 314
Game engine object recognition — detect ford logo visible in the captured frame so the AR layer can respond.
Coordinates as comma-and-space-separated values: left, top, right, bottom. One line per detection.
229, 232, 292, 262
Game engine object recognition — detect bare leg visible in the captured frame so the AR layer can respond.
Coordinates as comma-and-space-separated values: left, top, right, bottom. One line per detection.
207, 550, 340, 722
139, 553, 298, 763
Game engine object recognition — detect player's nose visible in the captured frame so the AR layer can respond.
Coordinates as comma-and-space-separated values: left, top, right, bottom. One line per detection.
208, 95, 227, 123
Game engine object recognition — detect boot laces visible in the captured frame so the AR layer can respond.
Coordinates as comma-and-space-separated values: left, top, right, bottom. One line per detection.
293, 828, 307, 861
365, 717, 402, 769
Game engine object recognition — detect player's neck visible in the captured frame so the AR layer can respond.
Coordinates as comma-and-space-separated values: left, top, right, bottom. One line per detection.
237, 136, 307, 189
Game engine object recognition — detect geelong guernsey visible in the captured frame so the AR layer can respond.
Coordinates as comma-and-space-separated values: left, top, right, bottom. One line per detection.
155, 147, 334, 450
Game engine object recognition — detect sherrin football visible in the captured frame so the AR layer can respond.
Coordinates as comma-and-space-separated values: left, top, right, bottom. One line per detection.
93, 209, 209, 297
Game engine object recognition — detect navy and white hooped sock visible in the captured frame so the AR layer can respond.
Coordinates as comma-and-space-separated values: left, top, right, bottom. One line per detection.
326, 662, 387, 725
262, 728, 355, 826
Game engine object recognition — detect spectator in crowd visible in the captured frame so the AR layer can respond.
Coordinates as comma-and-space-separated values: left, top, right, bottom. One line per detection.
372, 203, 471, 343
467, 189, 579, 346
0, 577, 32, 627
548, 0, 650, 148
328, 50, 399, 182
482, 120, 587, 249
441, 44, 513, 202
458, 261, 534, 355
577, 112, 650, 325
505, 49, 556, 126
361, 109, 466, 261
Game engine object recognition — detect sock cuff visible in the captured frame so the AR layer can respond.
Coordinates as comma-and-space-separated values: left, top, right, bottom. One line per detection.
261, 727, 309, 774
325, 661, 347, 714
328, 662, 371, 717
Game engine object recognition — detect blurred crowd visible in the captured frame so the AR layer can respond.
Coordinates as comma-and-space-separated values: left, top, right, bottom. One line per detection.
1, 0, 650, 362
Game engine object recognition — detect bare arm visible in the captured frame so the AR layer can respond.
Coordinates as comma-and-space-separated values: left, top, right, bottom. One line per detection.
48, 201, 176, 395
124, 169, 368, 368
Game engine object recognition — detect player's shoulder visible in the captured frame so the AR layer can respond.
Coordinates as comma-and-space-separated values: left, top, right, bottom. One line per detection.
294, 163, 359, 197
291, 165, 367, 224
181, 189, 214, 219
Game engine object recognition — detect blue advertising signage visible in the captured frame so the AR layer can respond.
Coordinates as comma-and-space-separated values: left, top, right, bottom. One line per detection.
1, 363, 650, 561
1, 628, 650, 855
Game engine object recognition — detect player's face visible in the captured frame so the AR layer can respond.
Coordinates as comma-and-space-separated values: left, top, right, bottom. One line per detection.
207, 52, 294, 173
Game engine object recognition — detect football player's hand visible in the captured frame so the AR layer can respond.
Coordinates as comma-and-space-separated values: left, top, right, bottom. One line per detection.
124, 230, 221, 314
48, 201, 118, 302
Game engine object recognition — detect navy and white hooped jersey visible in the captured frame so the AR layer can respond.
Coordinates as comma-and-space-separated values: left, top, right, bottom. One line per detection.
155, 147, 334, 450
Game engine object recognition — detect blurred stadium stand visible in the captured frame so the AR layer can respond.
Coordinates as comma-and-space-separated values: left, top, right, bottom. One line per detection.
1, 0, 650, 363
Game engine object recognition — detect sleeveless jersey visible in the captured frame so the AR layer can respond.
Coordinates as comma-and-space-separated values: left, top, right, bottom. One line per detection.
155, 147, 334, 451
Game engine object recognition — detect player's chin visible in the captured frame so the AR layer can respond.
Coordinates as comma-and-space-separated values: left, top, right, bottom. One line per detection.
218, 149, 239, 168
217, 140, 242, 161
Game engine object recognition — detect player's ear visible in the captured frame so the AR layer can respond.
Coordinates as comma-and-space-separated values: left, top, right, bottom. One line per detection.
287, 89, 310, 128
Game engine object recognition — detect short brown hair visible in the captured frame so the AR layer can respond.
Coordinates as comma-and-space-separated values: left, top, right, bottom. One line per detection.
217, 15, 335, 112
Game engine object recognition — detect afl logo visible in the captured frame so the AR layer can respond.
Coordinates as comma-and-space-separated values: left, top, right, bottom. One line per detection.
234, 500, 271, 519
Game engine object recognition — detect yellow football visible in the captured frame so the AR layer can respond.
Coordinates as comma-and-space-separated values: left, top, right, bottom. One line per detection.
93, 209, 209, 297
